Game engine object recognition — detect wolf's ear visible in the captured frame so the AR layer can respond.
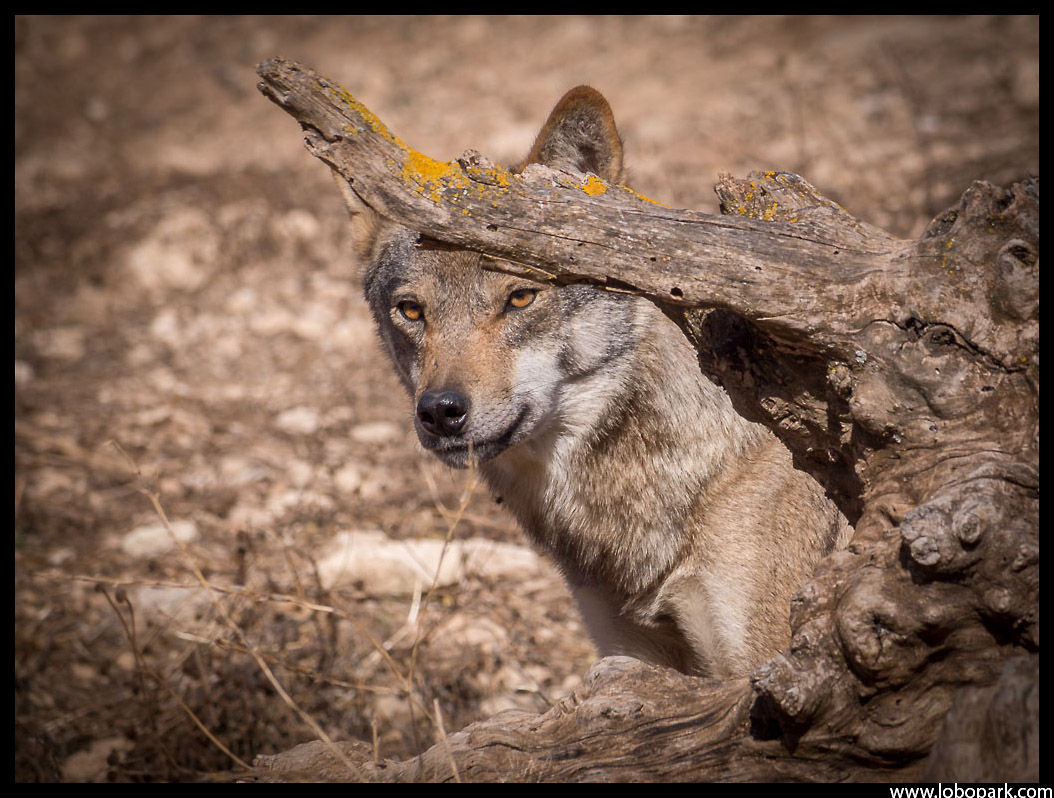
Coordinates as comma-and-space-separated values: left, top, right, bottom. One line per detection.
515, 86, 625, 184
331, 170, 387, 263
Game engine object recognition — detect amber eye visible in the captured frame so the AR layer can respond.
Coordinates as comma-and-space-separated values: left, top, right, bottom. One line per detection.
506, 289, 537, 311
397, 300, 424, 321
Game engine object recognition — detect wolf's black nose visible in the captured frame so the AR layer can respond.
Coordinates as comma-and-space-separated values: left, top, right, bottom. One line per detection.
417, 389, 470, 437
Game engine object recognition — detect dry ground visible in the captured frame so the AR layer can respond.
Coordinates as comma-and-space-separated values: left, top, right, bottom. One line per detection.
14, 15, 1038, 782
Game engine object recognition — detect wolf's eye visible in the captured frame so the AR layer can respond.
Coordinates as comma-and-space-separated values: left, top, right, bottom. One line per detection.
506, 289, 537, 311
397, 300, 424, 321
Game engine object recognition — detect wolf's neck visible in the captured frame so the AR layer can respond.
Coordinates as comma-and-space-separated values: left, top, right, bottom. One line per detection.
481, 302, 764, 598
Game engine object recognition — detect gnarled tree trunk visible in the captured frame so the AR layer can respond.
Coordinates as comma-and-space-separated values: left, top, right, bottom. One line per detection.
250, 59, 1038, 782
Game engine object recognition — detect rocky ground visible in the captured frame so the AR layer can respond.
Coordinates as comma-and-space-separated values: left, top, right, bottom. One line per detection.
14, 15, 1038, 781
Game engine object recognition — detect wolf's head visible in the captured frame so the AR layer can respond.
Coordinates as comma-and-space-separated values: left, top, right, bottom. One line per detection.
335, 87, 640, 469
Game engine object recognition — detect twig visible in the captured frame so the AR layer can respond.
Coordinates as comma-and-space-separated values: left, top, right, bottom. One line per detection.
433, 697, 461, 783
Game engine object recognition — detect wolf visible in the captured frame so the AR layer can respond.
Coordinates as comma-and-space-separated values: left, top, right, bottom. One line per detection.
334, 86, 851, 678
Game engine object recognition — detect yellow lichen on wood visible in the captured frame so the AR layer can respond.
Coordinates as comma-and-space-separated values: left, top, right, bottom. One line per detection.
400, 151, 515, 206
320, 81, 409, 150
462, 162, 514, 189
621, 185, 668, 208
399, 151, 469, 203
582, 175, 608, 196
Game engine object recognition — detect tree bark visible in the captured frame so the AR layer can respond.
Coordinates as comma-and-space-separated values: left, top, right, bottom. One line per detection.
252, 59, 1039, 783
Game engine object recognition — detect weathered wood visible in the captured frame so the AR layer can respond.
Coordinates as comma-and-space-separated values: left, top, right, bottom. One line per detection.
252, 657, 917, 782
254, 59, 1039, 783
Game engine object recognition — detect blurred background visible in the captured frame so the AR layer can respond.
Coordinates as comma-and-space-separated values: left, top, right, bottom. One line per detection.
14, 15, 1039, 781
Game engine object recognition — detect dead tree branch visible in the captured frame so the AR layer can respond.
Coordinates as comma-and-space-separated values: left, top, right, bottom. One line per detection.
254, 59, 1038, 783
